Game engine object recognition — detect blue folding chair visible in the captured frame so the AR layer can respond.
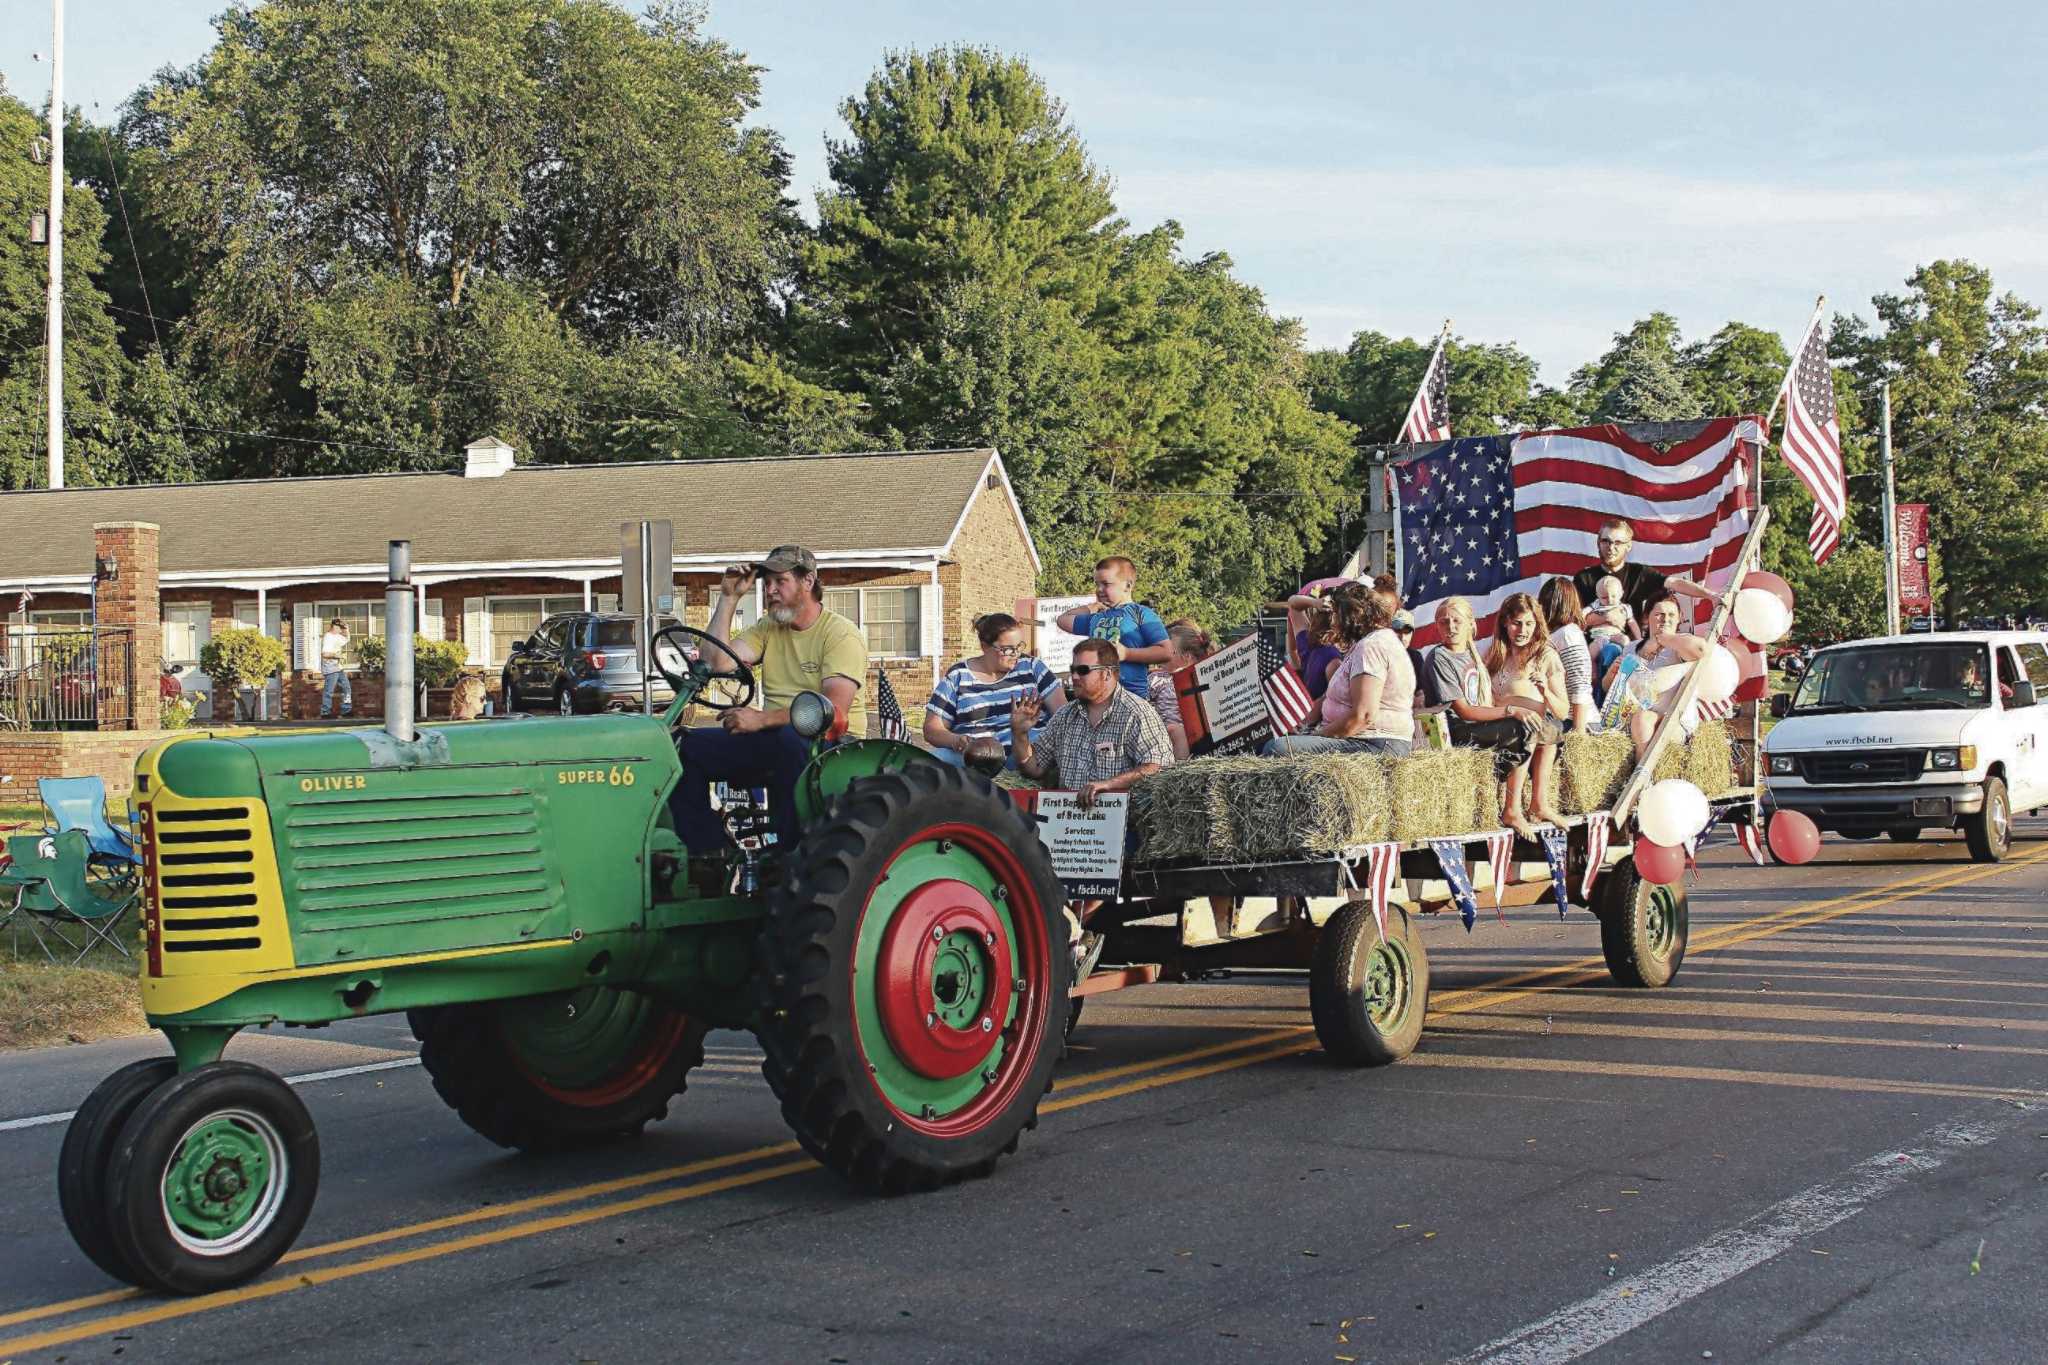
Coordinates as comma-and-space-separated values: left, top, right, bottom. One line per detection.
39, 776, 139, 866
1, 830, 138, 964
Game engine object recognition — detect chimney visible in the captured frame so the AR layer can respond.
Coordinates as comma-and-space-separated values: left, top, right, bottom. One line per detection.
463, 436, 516, 479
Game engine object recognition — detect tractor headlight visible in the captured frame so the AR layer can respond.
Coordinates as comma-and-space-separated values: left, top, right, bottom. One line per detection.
789, 690, 832, 740
1929, 745, 1976, 771
1768, 753, 1798, 776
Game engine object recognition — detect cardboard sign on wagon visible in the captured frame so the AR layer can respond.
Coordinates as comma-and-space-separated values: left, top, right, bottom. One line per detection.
1015, 594, 1095, 676
1174, 631, 1273, 757
1026, 791, 1129, 899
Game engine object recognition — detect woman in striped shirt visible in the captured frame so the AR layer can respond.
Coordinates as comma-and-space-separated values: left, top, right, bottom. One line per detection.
923, 614, 1066, 769
1539, 576, 1599, 732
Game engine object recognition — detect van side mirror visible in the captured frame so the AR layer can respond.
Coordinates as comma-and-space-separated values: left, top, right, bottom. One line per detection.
2013, 680, 2037, 709
1769, 693, 1791, 719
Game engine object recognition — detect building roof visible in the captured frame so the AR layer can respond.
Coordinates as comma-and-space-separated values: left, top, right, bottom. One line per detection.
0, 448, 1036, 588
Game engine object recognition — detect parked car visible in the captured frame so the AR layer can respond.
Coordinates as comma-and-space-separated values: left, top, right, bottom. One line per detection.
1764, 629, 2048, 861
500, 613, 685, 715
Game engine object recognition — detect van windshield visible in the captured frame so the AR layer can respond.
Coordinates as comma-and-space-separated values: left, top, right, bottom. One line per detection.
1790, 642, 1992, 713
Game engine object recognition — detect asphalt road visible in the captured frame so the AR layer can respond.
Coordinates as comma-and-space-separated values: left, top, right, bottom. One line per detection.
5, 823, 2048, 1364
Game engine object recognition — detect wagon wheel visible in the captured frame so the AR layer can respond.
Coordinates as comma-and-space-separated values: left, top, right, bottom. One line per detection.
1596, 855, 1689, 987
103, 1061, 320, 1295
755, 761, 1069, 1192
410, 989, 707, 1152
1309, 902, 1429, 1066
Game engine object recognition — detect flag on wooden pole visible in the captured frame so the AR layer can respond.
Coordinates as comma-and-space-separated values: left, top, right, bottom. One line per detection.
1775, 300, 1846, 562
1257, 633, 1315, 734
875, 669, 907, 741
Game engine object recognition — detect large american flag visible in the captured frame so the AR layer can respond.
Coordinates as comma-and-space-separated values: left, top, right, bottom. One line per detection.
1398, 335, 1451, 444
1396, 418, 1761, 650
1778, 308, 1845, 563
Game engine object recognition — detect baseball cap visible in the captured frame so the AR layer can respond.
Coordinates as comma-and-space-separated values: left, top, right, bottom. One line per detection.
755, 544, 818, 576
1392, 609, 1416, 632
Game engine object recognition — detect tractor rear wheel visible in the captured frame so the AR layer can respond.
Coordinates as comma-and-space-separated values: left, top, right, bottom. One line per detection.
1597, 856, 1688, 988
1310, 902, 1429, 1066
755, 762, 1069, 1192
59, 1057, 177, 1285
103, 1061, 319, 1295
411, 989, 706, 1152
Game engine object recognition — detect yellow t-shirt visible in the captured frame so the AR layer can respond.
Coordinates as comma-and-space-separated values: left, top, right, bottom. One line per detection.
736, 609, 870, 738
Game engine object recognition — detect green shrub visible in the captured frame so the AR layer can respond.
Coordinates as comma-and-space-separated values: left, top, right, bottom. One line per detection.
200, 628, 290, 692
43, 631, 92, 669
346, 634, 467, 689
162, 695, 199, 729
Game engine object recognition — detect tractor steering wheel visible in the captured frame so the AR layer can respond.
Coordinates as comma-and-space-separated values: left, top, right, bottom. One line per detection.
648, 624, 758, 713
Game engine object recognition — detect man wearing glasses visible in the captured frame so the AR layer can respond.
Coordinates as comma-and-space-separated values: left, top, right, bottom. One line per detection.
1572, 517, 1713, 683
1008, 638, 1172, 808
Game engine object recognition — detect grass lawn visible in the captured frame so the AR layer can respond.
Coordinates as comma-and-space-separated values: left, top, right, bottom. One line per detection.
2, 806, 149, 1048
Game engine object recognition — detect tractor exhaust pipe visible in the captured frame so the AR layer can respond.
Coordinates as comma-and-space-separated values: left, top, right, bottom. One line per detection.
385, 540, 415, 743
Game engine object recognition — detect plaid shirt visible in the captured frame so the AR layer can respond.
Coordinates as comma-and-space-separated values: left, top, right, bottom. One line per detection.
1032, 686, 1174, 788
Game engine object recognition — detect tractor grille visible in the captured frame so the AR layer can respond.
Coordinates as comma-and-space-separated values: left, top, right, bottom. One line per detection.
1798, 749, 1928, 785
152, 804, 265, 953
280, 788, 552, 927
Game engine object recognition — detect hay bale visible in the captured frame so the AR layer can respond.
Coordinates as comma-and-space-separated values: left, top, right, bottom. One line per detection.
1388, 747, 1490, 841
1559, 730, 1634, 815
1682, 720, 1738, 796
1130, 761, 1219, 862
1233, 753, 1392, 857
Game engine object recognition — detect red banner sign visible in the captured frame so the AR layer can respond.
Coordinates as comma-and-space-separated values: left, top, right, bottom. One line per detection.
1895, 503, 1931, 612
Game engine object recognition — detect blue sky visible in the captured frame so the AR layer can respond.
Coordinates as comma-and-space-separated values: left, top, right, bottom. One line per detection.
7, 1, 2045, 386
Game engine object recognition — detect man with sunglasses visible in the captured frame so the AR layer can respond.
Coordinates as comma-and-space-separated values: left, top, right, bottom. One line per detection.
1572, 517, 1712, 681
1009, 638, 1172, 809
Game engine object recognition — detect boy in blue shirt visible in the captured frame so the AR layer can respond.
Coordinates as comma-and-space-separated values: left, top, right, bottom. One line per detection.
1058, 555, 1169, 694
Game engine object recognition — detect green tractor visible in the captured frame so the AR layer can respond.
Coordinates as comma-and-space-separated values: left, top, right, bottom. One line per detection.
59, 574, 1068, 1295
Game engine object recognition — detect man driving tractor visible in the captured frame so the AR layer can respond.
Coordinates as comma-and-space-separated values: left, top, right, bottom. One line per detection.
669, 544, 868, 861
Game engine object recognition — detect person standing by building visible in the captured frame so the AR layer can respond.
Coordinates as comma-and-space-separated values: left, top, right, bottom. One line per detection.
318, 618, 352, 719
1057, 556, 1169, 695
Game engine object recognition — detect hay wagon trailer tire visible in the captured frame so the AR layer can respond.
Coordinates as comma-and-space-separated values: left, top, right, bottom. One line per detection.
754, 761, 1070, 1192
1594, 854, 1688, 989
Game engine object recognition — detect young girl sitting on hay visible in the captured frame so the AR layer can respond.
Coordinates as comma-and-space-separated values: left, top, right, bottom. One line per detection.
1485, 592, 1569, 837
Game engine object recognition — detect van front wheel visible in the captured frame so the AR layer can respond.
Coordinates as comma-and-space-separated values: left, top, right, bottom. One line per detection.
1964, 776, 2010, 863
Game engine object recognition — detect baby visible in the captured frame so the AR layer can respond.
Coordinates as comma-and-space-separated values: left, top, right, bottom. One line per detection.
1582, 575, 1640, 647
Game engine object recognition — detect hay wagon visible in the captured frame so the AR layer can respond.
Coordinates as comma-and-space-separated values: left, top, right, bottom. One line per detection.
1065, 496, 1773, 1065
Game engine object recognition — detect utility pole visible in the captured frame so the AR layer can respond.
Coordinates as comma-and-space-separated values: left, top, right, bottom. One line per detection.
45, 0, 65, 489
1880, 381, 1899, 636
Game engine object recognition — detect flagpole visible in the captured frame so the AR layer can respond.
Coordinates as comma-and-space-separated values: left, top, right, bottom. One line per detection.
45, 0, 65, 490
1388, 319, 1448, 594
1880, 380, 1900, 637
1395, 319, 1452, 442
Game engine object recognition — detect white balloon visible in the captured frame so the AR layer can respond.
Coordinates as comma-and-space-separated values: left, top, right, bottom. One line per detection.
1695, 642, 1741, 704
1733, 588, 1792, 645
1638, 778, 1710, 848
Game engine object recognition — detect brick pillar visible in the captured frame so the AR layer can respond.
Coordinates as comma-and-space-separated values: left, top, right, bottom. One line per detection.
94, 522, 161, 731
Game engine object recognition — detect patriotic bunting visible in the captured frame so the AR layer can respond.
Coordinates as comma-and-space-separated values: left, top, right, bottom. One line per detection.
1736, 817, 1767, 867
1580, 812, 1610, 901
1349, 841, 1401, 941
1536, 828, 1571, 920
1430, 839, 1478, 932
1485, 830, 1514, 922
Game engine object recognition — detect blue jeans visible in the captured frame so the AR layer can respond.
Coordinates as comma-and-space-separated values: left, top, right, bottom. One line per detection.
1261, 733, 1412, 758
320, 669, 352, 717
1591, 639, 1623, 700
670, 725, 813, 857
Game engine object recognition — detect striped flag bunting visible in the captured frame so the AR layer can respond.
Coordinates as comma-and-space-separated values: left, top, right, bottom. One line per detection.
1430, 839, 1480, 931
1399, 331, 1451, 444
875, 669, 907, 741
1536, 828, 1571, 920
1485, 830, 1514, 920
1348, 841, 1402, 942
1579, 812, 1610, 901
1736, 817, 1767, 866
1257, 632, 1316, 734
1395, 419, 1761, 650
1776, 302, 1845, 563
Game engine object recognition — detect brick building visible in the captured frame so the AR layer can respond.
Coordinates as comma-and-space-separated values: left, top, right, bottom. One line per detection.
0, 443, 1041, 728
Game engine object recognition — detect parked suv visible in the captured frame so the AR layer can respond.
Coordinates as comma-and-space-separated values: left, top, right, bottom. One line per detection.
500, 613, 684, 715
1764, 630, 2048, 861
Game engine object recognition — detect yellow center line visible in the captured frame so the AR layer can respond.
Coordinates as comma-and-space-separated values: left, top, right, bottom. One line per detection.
6, 843, 2045, 1354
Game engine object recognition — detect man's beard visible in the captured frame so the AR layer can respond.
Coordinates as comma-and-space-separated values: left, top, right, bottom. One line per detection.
768, 604, 797, 625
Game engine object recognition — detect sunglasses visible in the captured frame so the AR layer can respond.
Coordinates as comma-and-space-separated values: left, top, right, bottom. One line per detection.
1070, 663, 1109, 678
1597, 537, 1630, 547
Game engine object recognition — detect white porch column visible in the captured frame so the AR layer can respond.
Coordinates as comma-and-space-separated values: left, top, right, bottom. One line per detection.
582, 579, 593, 612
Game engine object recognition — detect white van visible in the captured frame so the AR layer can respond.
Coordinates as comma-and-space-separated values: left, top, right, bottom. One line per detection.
1764, 631, 2048, 861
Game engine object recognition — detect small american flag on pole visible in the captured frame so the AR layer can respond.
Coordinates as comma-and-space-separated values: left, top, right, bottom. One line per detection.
1257, 634, 1315, 735
875, 669, 907, 741
1399, 326, 1452, 444
1777, 301, 1845, 563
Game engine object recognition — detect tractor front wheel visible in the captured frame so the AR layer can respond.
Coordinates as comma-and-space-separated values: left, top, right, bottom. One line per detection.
411, 990, 706, 1152
59, 1057, 177, 1285
103, 1061, 319, 1295
755, 762, 1069, 1192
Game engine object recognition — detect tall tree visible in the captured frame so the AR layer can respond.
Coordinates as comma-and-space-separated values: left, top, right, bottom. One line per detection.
135, 0, 802, 475
1306, 331, 1574, 440
1575, 313, 1702, 423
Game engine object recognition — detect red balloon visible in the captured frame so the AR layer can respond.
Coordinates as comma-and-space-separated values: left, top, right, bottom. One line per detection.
1768, 810, 1821, 865
1741, 570, 1796, 613
1632, 836, 1687, 885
